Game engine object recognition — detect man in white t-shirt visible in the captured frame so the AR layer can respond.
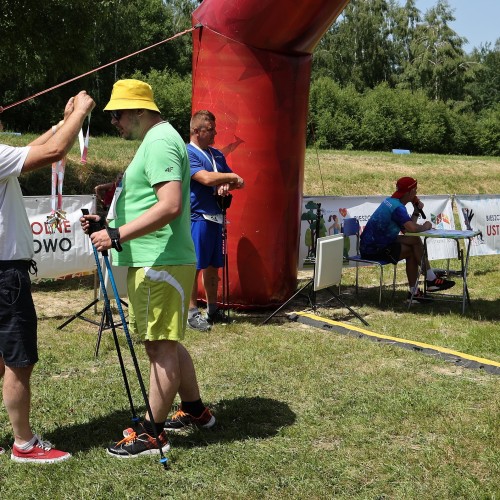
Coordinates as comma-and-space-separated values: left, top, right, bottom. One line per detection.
0, 91, 94, 463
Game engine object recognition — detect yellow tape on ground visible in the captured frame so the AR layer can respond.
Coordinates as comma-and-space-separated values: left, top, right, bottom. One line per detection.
293, 311, 500, 370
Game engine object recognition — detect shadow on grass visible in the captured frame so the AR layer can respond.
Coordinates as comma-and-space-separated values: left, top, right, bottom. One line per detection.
35, 396, 296, 454
32, 274, 95, 292
249, 285, 500, 326
390, 292, 500, 321
235, 286, 369, 326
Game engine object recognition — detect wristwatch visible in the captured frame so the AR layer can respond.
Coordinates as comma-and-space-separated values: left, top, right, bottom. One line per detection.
106, 227, 123, 252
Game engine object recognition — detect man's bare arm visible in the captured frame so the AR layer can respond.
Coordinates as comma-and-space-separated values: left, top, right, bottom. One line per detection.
23, 91, 95, 172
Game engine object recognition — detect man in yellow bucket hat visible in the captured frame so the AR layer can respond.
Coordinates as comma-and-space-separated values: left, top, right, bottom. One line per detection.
82, 79, 215, 458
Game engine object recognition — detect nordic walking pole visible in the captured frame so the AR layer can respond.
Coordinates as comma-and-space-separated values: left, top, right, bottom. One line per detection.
91, 245, 139, 423
82, 210, 168, 469
82, 210, 138, 424
221, 206, 230, 319
217, 193, 232, 320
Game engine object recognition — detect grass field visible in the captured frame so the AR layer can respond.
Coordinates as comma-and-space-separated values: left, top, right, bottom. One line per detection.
0, 141, 499, 498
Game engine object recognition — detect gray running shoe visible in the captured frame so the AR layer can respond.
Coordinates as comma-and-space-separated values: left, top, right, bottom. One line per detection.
188, 312, 211, 331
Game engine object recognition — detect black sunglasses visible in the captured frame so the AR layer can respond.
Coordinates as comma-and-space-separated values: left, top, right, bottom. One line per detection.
110, 110, 123, 121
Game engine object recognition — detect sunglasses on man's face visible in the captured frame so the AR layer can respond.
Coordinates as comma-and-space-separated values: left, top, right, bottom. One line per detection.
110, 110, 123, 121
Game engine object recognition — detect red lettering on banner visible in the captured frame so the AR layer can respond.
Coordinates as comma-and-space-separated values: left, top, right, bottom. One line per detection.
31, 221, 44, 235
486, 225, 499, 236
31, 220, 73, 235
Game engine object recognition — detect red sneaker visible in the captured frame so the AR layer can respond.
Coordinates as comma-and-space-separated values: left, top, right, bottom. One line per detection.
11, 435, 71, 464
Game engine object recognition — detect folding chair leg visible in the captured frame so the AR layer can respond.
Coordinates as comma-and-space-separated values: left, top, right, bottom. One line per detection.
391, 265, 397, 301
378, 265, 384, 305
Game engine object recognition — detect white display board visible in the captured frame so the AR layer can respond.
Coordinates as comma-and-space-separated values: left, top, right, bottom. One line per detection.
313, 234, 344, 291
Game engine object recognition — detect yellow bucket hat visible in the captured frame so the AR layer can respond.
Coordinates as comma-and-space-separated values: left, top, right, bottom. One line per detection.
104, 79, 160, 113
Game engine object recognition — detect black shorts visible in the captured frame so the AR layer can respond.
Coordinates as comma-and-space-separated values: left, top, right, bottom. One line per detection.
360, 241, 401, 265
0, 261, 38, 367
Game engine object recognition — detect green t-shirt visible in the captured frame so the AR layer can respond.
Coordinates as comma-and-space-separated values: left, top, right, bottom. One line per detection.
110, 122, 196, 267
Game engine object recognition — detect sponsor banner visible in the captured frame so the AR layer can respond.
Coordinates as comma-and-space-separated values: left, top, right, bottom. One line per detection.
455, 195, 500, 256
24, 195, 96, 279
299, 195, 455, 269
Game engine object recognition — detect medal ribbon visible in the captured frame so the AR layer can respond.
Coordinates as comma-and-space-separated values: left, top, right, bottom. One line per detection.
78, 112, 91, 164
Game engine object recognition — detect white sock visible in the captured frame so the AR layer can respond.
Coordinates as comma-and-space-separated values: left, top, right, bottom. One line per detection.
16, 435, 37, 450
426, 269, 437, 281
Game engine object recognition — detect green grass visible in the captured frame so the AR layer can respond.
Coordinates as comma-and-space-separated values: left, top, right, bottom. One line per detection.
1, 302, 498, 498
0, 142, 499, 498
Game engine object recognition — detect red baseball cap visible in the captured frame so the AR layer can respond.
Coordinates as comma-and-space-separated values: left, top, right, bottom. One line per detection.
392, 177, 417, 199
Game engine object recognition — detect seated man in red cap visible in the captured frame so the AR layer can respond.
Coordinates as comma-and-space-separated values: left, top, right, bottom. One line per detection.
360, 177, 455, 303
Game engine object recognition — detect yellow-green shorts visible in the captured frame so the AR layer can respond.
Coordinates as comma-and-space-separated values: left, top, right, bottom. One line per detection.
127, 264, 195, 342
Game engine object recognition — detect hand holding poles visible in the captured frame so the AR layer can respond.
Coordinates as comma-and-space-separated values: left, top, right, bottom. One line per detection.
80, 210, 122, 253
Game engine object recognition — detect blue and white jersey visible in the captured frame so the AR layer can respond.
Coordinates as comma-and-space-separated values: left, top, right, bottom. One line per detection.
187, 143, 232, 221
360, 197, 411, 254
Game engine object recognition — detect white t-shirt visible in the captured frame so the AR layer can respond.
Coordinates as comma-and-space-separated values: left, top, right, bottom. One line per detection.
0, 144, 32, 260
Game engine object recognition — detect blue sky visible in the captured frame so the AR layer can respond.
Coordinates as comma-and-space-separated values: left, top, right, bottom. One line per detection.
414, 0, 499, 51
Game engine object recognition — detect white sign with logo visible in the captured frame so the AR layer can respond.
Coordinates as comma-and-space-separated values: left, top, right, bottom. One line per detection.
455, 195, 500, 256
24, 195, 96, 279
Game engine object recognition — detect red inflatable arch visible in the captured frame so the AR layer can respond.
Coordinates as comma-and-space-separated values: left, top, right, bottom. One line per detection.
191, 0, 349, 307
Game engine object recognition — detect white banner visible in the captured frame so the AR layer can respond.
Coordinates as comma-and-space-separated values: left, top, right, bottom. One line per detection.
299, 195, 455, 269
455, 195, 500, 256
24, 195, 96, 279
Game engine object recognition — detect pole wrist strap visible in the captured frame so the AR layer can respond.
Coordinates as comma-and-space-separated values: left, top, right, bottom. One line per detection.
106, 227, 122, 252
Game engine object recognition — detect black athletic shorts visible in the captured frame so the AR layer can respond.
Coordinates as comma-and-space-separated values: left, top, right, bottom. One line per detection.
360, 241, 401, 265
0, 260, 38, 367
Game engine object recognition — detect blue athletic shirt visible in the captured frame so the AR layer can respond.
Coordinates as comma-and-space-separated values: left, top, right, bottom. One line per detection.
360, 197, 411, 254
187, 143, 232, 221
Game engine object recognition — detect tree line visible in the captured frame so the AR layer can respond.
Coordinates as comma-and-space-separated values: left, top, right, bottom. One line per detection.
309, 0, 499, 155
0, 0, 197, 138
1, 0, 498, 154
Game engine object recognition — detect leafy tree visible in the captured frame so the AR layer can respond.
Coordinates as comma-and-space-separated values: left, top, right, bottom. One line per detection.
0, 0, 97, 131
466, 40, 500, 112
390, 0, 421, 79
309, 78, 362, 149
0, 0, 197, 133
132, 69, 192, 140
475, 104, 500, 156
400, 0, 472, 101
312, 0, 396, 91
